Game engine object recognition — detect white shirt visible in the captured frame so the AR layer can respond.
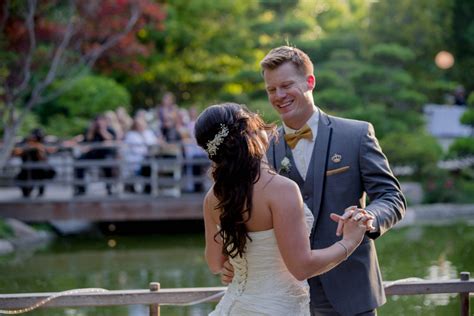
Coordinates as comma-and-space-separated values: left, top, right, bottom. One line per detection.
123, 129, 158, 174
283, 109, 319, 180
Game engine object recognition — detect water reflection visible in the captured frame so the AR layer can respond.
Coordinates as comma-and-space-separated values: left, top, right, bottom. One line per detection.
424, 254, 457, 306
1, 225, 473, 316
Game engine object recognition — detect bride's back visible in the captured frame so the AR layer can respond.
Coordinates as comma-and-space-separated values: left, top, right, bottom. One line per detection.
209, 167, 291, 233
208, 168, 312, 316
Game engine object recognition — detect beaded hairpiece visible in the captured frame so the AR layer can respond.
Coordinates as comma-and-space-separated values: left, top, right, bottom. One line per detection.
206, 124, 229, 157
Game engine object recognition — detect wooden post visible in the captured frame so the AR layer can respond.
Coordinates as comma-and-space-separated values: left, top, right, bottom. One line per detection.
151, 158, 159, 197
149, 282, 160, 316
460, 272, 470, 316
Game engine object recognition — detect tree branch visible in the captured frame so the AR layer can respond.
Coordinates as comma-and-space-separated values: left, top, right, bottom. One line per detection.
84, 2, 141, 68
38, 1, 142, 105
12, 0, 37, 98
37, 2, 76, 93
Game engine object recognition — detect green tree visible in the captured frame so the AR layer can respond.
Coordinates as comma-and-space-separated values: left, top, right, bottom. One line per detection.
450, 0, 474, 92
35, 75, 130, 137
0, 0, 164, 169
128, 0, 260, 107
447, 91, 474, 157
381, 132, 443, 177
364, 0, 455, 103
353, 43, 427, 111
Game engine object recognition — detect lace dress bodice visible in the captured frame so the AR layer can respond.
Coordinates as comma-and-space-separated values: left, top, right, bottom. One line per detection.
209, 204, 314, 316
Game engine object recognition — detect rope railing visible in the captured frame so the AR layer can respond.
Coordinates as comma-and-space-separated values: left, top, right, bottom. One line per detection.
0, 273, 472, 316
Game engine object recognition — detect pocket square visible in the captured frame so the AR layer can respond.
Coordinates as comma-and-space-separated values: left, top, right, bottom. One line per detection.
326, 166, 350, 176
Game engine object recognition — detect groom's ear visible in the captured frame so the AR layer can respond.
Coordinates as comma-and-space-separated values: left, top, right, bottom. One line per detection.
306, 75, 316, 90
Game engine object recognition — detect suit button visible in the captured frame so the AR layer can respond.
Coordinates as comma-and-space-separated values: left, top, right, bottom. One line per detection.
304, 194, 309, 200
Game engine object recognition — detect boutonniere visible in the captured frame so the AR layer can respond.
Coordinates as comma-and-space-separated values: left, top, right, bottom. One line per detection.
279, 157, 292, 174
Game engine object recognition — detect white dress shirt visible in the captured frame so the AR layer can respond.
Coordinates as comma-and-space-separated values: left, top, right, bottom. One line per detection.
283, 109, 319, 180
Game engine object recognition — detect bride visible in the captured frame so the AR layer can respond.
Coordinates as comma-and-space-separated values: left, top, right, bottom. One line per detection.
194, 103, 371, 315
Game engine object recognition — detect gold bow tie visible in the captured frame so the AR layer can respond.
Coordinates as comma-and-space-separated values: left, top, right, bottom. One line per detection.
284, 124, 313, 149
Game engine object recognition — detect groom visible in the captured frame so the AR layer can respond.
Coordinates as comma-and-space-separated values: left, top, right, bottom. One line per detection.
222, 46, 406, 315
263, 46, 406, 315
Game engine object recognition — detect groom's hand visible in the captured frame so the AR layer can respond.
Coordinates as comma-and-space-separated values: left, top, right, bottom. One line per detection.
220, 260, 234, 285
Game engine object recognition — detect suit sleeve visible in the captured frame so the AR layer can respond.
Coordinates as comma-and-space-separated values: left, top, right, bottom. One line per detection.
359, 123, 406, 239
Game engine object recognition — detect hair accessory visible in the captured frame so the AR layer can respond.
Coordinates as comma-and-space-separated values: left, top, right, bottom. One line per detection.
206, 124, 229, 157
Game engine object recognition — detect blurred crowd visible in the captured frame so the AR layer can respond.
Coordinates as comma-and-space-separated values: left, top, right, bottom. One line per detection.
11, 92, 208, 197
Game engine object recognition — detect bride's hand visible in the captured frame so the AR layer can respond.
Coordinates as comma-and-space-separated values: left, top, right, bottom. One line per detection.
332, 206, 376, 236
220, 260, 234, 285
330, 211, 374, 249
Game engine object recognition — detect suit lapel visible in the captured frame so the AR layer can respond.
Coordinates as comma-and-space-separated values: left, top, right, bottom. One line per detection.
273, 127, 286, 172
309, 111, 332, 225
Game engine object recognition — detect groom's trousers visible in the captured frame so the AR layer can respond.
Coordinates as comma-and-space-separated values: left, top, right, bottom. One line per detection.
310, 277, 377, 316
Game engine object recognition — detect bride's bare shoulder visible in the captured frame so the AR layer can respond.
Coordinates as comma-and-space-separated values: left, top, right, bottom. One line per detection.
203, 186, 218, 209
261, 171, 299, 195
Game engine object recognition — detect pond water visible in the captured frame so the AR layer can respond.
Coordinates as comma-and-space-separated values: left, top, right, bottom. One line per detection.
0, 223, 473, 315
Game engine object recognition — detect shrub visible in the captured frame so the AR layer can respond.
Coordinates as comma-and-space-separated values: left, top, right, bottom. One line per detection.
381, 132, 443, 176
460, 108, 474, 126
37, 75, 131, 125
467, 91, 474, 107
447, 138, 474, 158
0, 219, 13, 239
315, 88, 363, 111
367, 43, 415, 66
422, 169, 461, 203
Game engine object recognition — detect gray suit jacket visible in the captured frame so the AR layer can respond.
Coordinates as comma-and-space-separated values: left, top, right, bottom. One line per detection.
267, 111, 406, 315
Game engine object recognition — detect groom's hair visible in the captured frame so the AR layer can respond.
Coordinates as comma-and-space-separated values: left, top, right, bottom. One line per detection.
260, 46, 314, 77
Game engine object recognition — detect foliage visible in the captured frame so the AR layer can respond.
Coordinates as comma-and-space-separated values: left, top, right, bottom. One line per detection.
342, 105, 423, 140
364, 0, 452, 63
380, 132, 443, 176
422, 169, 464, 203
2, 0, 165, 76
450, 0, 474, 92
42, 115, 90, 138
353, 43, 427, 111
315, 88, 363, 111
0, 219, 13, 239
447, 137, 474, 158
315, 0, 371, 34
468, 91, 474, 106
366, 43, 416, 66
0, 0, 164, 169
43, 75, 130, 121
363, 0, 457, 104
460, 108, 474, 126
127, 0, 260, 108
17, 112, 41, 138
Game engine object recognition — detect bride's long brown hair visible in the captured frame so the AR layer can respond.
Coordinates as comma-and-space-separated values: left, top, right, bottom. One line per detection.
194, 103, 276, 258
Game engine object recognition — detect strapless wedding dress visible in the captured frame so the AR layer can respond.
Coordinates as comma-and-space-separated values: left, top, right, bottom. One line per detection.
209, 204, 314, 316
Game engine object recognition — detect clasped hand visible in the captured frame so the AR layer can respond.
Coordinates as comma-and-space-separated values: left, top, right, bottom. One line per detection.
329, 206, 375, 237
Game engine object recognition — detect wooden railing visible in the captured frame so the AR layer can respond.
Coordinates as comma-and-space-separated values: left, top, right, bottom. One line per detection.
1, 142, 211, 198
0, 273, 472, 315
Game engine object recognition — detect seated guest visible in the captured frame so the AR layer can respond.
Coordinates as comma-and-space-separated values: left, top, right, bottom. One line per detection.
13, 128, 56, 197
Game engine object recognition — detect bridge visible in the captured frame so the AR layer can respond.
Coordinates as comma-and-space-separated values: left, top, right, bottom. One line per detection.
0, 143, 209, 223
